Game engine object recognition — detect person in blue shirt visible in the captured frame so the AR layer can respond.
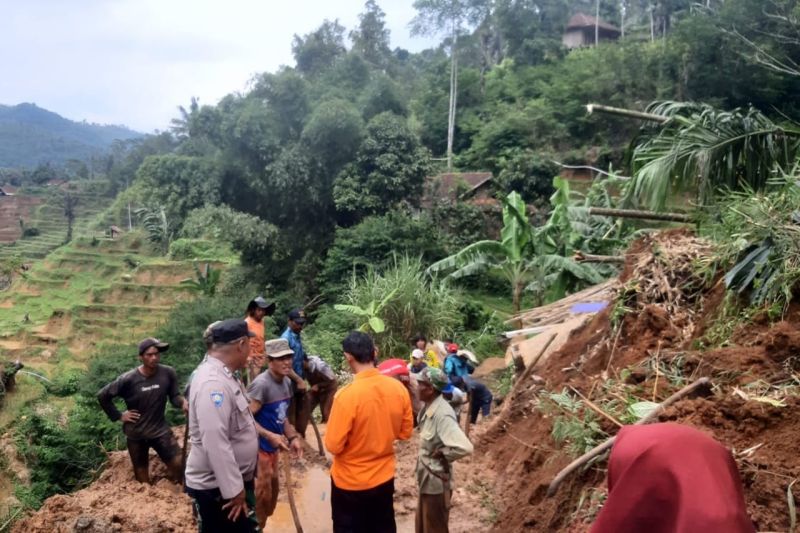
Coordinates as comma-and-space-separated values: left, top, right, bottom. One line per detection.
443, 343, 473, 379
443, 343, 493, 424
280, 308, 311, 438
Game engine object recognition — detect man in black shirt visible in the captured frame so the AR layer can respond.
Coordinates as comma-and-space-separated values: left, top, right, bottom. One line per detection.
98, 337, 187, 483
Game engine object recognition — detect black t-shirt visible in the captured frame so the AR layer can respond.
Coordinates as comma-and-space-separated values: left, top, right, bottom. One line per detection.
97, 365, 182, 440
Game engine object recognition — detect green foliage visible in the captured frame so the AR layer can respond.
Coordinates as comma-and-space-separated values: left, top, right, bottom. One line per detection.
181, 205, 282, 266
333, 112, 432, 222
699, 177, 800, 311
429, 200, 489, 251
493, 149, 557, 204
540, 388, 607, 457
303, 305, 355, 372
319, 210, 447, 296
629, 102, 800, 210
134, 205, 173, 254
180, 263, 222, 297
135, 154, 221, 225
301, 98, 364, 171
292, 20, 347, 76
334, 287, 398, 333
168, 238, 236, 262
339, 255, 461, 357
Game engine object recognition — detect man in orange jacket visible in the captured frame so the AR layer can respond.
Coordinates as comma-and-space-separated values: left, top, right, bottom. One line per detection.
324, 331, 414, 533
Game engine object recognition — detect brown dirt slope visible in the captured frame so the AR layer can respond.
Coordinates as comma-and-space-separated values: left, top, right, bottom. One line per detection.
480, 230, 800, 532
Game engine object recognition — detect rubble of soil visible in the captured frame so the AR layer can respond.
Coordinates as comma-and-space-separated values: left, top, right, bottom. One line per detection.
479, 230, 800, 532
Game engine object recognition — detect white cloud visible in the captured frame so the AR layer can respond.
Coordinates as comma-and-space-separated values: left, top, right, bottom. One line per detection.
0, 0, 436, 132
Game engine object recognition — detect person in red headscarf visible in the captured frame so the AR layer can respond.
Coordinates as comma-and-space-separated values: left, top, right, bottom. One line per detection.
591, 423, 755, 533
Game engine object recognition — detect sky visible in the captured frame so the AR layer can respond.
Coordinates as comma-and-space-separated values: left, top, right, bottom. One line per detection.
0, 0, 436, 133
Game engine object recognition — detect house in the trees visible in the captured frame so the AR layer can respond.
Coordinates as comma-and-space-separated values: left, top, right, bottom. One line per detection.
562, 13, 621, 49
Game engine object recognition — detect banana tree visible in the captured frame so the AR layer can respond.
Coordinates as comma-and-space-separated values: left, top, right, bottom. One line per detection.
180, 263, 222, 296
428, 188, 605, 320
334, 287, 399, 333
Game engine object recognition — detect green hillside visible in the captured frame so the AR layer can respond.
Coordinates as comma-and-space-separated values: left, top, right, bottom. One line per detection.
0, 103, 141, 168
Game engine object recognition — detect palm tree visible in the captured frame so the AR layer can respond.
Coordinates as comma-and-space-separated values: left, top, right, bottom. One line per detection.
628, 101, 800, 211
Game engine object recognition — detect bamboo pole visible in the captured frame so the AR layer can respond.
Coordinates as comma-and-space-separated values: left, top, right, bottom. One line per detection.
588, 207, 690, 222
586, 104, 669, 123
546, 377, 711, 497
573, 251, 625, 264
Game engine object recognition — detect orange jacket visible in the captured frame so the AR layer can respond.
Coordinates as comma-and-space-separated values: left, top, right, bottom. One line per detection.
324, 368, 413, 490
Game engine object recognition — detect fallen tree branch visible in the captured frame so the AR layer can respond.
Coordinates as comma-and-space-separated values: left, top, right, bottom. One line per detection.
546, 377, 711, 497
588, 207, 690, 222
574, 251, 625, 264
586, 103, 669, 124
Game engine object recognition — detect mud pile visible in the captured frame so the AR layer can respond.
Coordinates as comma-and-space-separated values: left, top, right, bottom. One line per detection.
481, 230, 800, 532
13, 450, 194, 533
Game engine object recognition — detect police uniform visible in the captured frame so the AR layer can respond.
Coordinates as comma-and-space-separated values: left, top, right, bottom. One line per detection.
185, 356, 260, 532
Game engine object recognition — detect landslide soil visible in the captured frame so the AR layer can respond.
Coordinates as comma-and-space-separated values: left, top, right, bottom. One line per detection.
479, 231, 800, 532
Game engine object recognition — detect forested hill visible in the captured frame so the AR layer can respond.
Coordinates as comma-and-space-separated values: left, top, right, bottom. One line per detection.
0, 103, 141, 168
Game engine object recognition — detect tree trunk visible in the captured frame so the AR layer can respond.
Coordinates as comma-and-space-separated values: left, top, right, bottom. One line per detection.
586, 104, 668, 123
595, 0, 600, 46
650, 7, 655, 42
447, 26, 458, 172
588, 207, 690, 222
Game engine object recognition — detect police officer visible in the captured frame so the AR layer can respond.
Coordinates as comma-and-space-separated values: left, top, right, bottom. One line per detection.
184, 319, 260, 532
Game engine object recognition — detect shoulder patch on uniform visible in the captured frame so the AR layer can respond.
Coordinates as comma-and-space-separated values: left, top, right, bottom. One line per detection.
210, 391, 224, 407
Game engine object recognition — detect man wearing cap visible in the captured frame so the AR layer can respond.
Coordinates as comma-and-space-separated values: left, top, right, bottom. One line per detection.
245, 296, 276, 381
281, 308, 310, 437
325, 331, 414, 533
415, 367, 473, 533
184, 319, 259, 532
98, 337, 187, 484
247, 338, 304, 528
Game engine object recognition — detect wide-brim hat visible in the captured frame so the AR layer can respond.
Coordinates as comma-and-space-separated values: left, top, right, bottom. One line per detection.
250, 296, 277, 315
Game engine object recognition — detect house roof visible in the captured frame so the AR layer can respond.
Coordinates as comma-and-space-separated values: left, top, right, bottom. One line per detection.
429, 172, 493, 199
566, 12, 621, 34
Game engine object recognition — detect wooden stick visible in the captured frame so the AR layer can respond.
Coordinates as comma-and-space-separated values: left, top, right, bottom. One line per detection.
588, 207, 690, 222
464, 392, 473, 439
573, 251, 625, 264
570, 387, 623, 428
283, 454, 304, 533
525, 333, 558, 375
310, 417, 325, 457
180, 419, 190, 486
546, 377, 711, 497
586, 103, 669, 124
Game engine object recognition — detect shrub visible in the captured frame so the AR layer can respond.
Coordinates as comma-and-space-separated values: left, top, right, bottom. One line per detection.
169, 238, 236, 262
338, 256, 461, 358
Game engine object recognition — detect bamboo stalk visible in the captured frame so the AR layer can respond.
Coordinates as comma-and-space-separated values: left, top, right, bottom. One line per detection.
588, 207, 690, 222
573, 251, 625, 264
586, 104, 669, 123
546, 377, 711, 497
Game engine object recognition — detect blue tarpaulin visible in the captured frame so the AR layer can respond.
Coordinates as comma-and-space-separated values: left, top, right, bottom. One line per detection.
569, 302, 608, 313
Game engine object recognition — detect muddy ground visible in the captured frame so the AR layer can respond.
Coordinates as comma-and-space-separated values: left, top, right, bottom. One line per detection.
13, 422, 494, 533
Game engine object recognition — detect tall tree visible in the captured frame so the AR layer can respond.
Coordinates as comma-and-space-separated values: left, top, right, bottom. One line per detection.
292, 20, 347, 76
412, 0, 490, 170
350, 0, 392, 67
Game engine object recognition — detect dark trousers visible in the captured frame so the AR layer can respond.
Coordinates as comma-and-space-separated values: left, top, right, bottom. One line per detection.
464, 377, 493, 424
331, 477, 396, 533
289, 390, 311, 438
415, 491, 451, 533
186, 479, 260, 533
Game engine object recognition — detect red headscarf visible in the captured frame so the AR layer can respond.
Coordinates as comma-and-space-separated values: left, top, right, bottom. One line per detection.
591, 423, 755, 533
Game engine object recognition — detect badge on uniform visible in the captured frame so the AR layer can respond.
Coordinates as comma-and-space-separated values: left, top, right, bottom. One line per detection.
210, 391, 224, 407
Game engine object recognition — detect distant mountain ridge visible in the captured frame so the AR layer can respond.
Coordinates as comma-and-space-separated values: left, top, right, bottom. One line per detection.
0, 102, 142, 168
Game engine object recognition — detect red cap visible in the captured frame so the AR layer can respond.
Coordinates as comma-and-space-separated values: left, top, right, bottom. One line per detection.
446, 343, 459, 353
378, 358, 409, 378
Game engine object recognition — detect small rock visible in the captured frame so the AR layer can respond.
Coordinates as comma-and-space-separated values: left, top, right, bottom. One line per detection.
40, 349, 53, 359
